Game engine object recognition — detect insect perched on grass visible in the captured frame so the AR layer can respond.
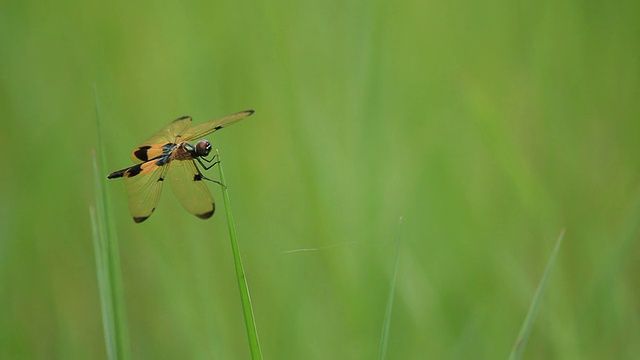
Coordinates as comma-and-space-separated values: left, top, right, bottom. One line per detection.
107, 110, 254, 223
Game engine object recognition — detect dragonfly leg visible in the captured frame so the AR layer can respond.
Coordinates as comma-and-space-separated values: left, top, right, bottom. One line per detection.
195, 157, 226, 188
200, 154, 219, 163
198, 155, 220, 170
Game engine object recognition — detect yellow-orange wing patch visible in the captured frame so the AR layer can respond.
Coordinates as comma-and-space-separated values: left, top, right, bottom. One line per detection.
130, 143, 173, 163
130, 116, 193, 163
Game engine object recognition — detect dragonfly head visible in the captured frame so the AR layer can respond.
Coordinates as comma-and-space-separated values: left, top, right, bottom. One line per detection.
195, 140, 212, 157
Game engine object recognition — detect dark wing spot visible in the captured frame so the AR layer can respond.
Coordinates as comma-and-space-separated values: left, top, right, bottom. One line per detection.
133, 207, 156, 223
214, 125, 223, 130
125, 163, 144, 177
196, 203, 215, 219
107, 169, 125, 179
134, 145, 152, 161
158, 177, 164, 182
194, 173, 203, 181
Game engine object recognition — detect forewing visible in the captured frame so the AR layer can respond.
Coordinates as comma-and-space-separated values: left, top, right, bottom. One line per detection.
130, 116, 192, 162
168, 159, 215, 219
180, 110, 253, 142
122, 160, 170, 222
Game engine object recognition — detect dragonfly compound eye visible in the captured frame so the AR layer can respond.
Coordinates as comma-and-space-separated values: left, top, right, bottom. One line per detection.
196, 140, 212, 157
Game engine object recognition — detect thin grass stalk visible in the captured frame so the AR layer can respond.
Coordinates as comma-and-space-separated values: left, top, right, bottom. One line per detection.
216, 149, 263, 359
378, 216, 403, 360
508, 229, 565, 360
90, 203, 116, 360
93, 85, 130, 359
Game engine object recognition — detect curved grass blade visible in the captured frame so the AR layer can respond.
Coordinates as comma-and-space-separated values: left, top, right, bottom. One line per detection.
216, 149, 263, 359
508, 229, 565, 360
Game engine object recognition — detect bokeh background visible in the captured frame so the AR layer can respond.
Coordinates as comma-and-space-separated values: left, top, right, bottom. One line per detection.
1, 0, 639, 359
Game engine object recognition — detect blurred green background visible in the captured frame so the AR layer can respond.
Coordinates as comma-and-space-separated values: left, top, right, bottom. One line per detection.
1, 0, 639, 359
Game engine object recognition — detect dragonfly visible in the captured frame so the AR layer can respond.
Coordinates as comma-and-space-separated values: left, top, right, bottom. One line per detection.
107, 110, 254, 223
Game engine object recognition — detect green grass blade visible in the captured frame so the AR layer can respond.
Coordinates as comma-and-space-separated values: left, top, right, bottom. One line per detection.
216, 149, 263, 359
508, 229, 565, 360
90, 183, 116, 360
92, 85, 131, 360
378, 216, 403, 360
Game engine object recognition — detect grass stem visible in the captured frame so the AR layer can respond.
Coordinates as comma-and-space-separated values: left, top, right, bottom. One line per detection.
92, 85, 130, 360
508, 229, 565, 360
216, 149, 263, 359
378, 216, 404, 360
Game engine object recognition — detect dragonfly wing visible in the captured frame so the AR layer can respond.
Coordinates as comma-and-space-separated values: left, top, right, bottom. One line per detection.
168, 159, 215, 219
121, 160, 171, 223
130, 116, 192, 162
180, 110, 253, 142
